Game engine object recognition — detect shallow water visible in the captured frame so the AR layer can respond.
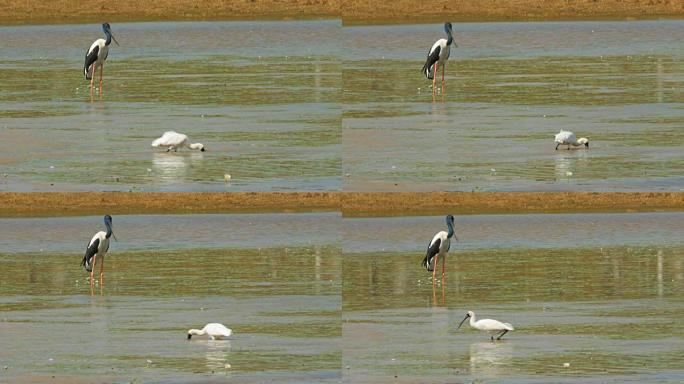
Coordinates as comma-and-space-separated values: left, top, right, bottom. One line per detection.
0, 21, 341, 191
342, 21, 684, 191
342, 213, 684, 382
0, 213, 341, 383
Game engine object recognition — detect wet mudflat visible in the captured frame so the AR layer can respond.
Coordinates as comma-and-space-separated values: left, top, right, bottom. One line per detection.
0, 213, 341, 383
342, 212, 684, 383
343, 21, 684, 191
0, 21, 341, 192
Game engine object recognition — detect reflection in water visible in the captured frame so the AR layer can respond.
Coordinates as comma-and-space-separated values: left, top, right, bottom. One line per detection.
205, 340, 231, 371
469, 341, 514, 378
554, 150, 588, 180
152, 152, 204, 183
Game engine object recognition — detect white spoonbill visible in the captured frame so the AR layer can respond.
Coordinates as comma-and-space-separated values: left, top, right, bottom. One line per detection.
80, 215, 117, 286
188, 323, 233, 340
554, 130, 589, 150
421, 22, 457, 96
84, 23, 119, 95
457, 311, 514, 341
152, 131, 205, 152
421, 214, 458, 284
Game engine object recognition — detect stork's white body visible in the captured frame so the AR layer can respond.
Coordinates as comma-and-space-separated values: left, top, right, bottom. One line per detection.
84, 39, 109, 79
427, 231, 451, 269
84, 231, 110, 272
431, 39, 451, 68
152, 131, 204, 152
188, 323, 233, 340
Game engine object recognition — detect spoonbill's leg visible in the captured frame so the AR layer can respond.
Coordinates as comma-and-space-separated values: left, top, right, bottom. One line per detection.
496, 330, 508, 340
99, 63, 104, 95
441, 62, 446, 94
555, 143, 560, 150
432, 63, 437, 96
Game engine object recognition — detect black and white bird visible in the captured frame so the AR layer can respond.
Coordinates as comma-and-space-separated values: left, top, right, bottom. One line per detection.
421, 214, 458, 283
83, 23, 119, 95
421, 22, 457, 96
80, 215, 117, 286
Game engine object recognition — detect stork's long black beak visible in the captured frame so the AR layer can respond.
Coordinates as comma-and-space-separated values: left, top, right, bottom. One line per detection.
111, 34, 120, 46
112, 232, 118, 242
457, 314, 470, 330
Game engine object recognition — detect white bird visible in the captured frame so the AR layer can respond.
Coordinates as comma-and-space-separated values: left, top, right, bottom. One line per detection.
421, 214, 458, 284
422, 22, 457, 96
152, 131, 205, 152
83, 23, 119, 95
457, 311, 514, 341
187, 323, 233, 340
80, 215, 117, 286
554, 130, 589, 150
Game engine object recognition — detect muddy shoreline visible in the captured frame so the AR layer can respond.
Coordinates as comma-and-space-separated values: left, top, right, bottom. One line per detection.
0, 0, 681, 25
1, 192, 682, 217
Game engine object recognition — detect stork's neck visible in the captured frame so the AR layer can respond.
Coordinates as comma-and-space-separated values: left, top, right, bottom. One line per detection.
104, 31, 112, 46
446, 221, 454, 238
105, 223, 112, 239
446, 34, 453, 46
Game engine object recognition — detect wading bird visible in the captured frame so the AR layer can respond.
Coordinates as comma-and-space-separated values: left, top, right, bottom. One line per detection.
152, 131, 205, 152
554, 130, 589, 150
81, 215, 117, 286
421, 214, 458, 284
188, 323, 233, 340
422, 22, 457, 96
457, 311, 514, 341
84, 23, 119, 95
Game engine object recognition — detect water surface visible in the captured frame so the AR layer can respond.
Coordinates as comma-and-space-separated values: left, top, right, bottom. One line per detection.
343, 21, 684, 191
0, 21, 341, 191
343, 213, 684, 383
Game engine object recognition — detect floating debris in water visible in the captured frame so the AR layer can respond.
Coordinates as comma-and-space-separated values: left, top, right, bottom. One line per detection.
563, 362, 570, 368
147, 168, 152, 173
224, 174, 231, 182
224, 364, 231, 369
146, 359, 153, 365
565, 171, 573, 176
490, 168, 496, 172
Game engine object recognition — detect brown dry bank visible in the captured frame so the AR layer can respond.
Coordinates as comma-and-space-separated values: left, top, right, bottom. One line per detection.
343, 0, 684, 24
1, 192, 683, 217
1, 0, 682, 25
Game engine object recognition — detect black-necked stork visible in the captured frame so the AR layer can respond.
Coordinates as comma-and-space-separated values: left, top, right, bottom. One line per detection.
151, 131, 206, 152
421, 214, 458, 284
83, 23, 119, 95
421, 22, 457, 96
80, 215, 116, 286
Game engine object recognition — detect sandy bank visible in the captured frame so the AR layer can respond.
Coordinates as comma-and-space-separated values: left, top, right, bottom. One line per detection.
1, 192, 682, 217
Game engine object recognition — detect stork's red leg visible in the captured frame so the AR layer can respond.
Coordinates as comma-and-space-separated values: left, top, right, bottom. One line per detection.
442, 62, 446, 94
99, 256, 105, 286
441, 254, 446, 282
99, 63, 104, 95
432, 63, 437, 95
432, 254, 439, 286
90, 64, 96, 95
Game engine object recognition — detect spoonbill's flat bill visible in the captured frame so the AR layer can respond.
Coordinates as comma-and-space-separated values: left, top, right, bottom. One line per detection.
187, 323, 233, 340
554, 130, 589, 150
81, 215, 117, 286
151, 131, 205, 152
83, 23, 119, 95
421, 214, 458, 284
457, 311, 514, 340
422, 22, 457, 96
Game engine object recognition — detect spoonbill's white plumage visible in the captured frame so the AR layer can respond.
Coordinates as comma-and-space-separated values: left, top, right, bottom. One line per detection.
80, 215, 117, 286
457, 311, 514, 341
152, 131, 205, 152
421, 214, 458, 284
554, 130, 589, 150
187, 323, 233, 340
83, 23, 119, 95
422, 22, 457, 96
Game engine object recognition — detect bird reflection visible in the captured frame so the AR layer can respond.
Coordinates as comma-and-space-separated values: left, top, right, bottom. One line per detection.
554, 150, 587, 180
469, 341, 514, 377
205, 340, 231, 371
151, 152, 203, 182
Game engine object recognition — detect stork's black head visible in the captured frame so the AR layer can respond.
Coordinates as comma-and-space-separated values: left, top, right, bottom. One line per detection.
445, 22, 453, 34
104, 215, 113, 224
102, 23, 111, 33
445, 214, 455, 224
